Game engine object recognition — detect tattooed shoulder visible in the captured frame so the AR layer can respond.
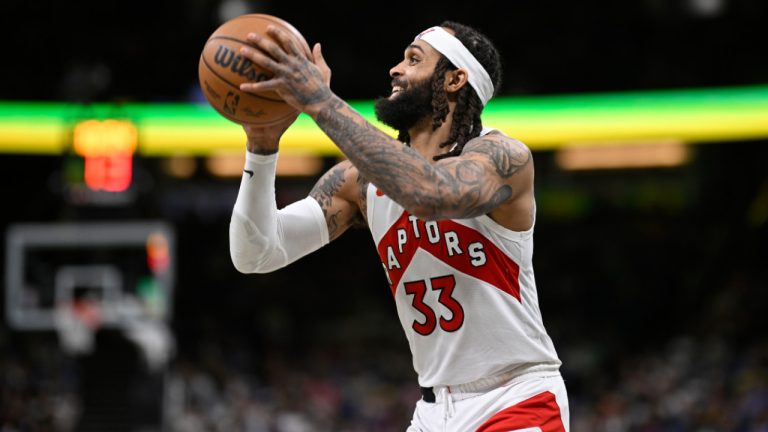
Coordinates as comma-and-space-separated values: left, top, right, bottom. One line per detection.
463, 134, 532, 179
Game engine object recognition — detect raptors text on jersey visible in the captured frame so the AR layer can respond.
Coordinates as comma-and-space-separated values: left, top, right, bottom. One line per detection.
366, 183, 561, 387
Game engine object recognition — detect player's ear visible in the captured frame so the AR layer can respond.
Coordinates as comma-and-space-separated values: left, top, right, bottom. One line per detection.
444, 68, 469, 95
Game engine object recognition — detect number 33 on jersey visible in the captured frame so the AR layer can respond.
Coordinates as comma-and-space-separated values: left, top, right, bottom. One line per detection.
366, 185, 561, 387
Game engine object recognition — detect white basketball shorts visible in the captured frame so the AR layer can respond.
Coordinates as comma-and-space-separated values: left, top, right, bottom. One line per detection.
407, 372, 569, 432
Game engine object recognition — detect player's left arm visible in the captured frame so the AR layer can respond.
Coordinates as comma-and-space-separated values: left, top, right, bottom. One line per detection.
310, 97, 532, 221
237, 28, 531, 220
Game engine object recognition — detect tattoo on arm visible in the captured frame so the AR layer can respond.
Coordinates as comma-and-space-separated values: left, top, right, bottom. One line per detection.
294, 84, 332, 107
309, 164, 346, 238
308, 162, 369, 239
463, 137, 531, 179
286, 62, 332, 107
327, 209, 343, 236
315, 97, 442, 212
443, 138, 528, 217
313, 96, 529, 219
352, 172, 370, 227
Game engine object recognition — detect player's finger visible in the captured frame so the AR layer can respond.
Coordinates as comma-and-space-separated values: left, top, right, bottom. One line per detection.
312, 43, 331, 85
266, 26, 302, 57
239, 46, 287, 75
246, 29, 291, 62
240, 80, 281, 94
312, 43, 327, 67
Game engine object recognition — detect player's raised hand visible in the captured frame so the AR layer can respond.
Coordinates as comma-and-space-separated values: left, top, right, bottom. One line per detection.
239, 26, 332, 114
242, 109, 299, 155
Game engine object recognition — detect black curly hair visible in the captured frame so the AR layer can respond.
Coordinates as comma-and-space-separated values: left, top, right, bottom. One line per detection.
397, 21, 503, 160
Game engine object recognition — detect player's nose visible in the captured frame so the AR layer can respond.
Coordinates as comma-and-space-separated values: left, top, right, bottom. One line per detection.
389, 61, 405, 78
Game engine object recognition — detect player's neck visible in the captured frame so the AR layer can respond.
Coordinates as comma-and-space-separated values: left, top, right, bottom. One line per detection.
408, 111, 454, 162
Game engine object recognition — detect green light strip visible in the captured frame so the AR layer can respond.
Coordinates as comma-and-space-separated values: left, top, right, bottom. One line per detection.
1, 84, 767, 156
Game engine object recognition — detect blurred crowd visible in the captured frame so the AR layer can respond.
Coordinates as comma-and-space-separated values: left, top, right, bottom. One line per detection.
2, 329, 767, 432
163, 336, 768, 432
568, 337, 768, 431
2, 143, 767, 431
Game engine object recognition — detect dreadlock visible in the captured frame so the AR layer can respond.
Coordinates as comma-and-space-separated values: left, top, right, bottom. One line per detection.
400, 21, 503, 160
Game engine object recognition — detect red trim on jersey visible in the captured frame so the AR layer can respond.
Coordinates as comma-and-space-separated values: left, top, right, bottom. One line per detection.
476, 391, 565, 432
376, 211, 520, 302
375, 188, 385, 196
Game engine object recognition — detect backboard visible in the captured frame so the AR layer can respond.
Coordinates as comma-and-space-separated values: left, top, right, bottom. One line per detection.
5, 221, 175, 330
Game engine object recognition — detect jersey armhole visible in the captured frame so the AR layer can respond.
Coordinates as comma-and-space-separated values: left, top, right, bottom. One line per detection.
476, 199, 536, 241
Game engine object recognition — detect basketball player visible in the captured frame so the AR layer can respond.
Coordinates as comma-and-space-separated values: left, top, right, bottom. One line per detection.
230, 21, 570, 431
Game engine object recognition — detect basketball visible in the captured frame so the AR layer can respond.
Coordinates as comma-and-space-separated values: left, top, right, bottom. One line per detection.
198, 14, 312, 126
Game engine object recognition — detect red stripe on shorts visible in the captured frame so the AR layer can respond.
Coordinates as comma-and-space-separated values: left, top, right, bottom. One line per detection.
475, 391, 565, 432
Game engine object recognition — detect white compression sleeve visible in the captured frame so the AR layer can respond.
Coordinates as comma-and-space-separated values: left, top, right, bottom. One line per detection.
229, 151, 329, 274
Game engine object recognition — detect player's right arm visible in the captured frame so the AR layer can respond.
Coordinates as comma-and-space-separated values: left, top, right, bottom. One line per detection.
229, 124, 365, 274
230, 45, 349, 274
229, 122, 327, 274
308, 159, 368, 241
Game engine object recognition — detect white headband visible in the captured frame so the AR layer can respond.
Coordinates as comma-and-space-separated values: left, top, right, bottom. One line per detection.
415, 26, 494, 105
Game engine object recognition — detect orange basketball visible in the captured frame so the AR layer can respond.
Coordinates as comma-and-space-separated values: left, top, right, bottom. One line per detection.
198, 14, 312, 126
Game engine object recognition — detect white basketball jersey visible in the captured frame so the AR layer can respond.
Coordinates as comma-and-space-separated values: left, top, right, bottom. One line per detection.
365, 131, 561, 388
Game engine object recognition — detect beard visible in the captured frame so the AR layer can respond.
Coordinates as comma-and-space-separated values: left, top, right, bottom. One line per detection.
374, 76, 433, 133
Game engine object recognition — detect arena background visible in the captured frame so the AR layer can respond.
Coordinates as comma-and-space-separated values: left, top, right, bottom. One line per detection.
1, 0, 767, 431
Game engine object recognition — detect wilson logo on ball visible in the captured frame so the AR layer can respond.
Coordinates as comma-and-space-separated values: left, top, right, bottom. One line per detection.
214, 45, 271, 82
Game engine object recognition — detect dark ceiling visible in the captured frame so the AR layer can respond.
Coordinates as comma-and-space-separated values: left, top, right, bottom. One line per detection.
2, 0, 766, 103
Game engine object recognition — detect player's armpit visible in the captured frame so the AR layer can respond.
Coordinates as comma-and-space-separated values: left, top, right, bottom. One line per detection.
309, 160, 367, 241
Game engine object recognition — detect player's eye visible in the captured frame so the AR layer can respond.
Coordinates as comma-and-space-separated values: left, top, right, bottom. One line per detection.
409, 55, 420, 65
